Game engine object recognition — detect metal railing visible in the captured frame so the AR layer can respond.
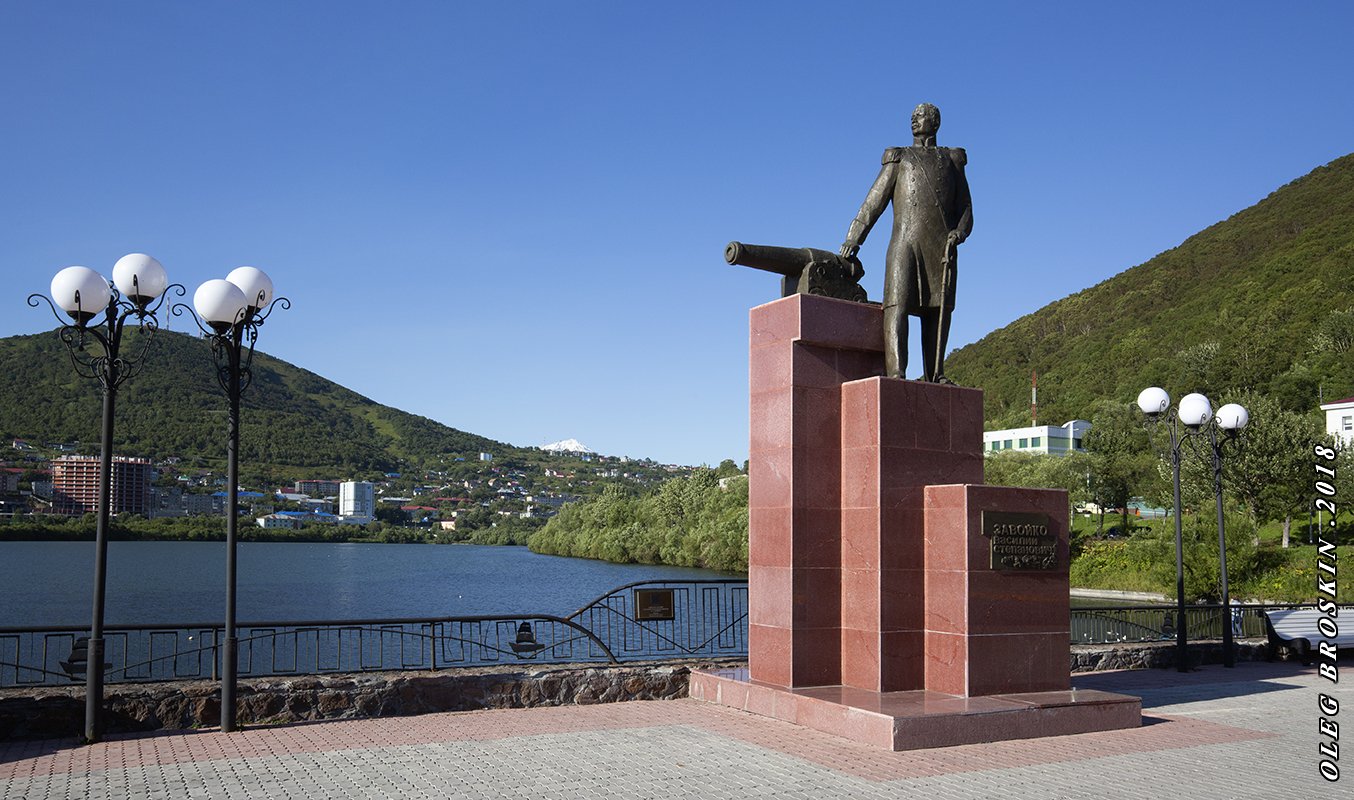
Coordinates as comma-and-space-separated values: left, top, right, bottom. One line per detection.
566, 579, 748, 661
0, 579, 748, 687
2, 584, 1310, 687
1070, 602, 1311, 644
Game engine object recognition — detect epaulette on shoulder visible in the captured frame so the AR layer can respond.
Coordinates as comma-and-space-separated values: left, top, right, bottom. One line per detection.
948, 147, 967, 166
882, 147, 903, 165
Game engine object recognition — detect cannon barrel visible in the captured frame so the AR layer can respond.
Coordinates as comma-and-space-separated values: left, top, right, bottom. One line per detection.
725, 241, 867, 303
725, 242, 837, 276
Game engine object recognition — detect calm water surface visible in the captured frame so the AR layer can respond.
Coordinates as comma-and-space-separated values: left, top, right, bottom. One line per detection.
0, 541, 736, 628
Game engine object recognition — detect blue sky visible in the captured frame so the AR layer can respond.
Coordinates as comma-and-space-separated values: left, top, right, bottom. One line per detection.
3, 2, 1352, 466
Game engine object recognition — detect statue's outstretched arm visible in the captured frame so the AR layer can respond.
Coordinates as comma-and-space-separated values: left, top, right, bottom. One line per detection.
841, 161, 895, 258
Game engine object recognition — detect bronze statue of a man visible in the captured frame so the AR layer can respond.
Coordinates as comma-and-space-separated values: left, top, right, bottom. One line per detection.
840, 103, 972, 382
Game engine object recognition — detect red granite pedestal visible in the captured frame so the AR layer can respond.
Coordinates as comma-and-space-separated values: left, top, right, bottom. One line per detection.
690, 294, 1140, 750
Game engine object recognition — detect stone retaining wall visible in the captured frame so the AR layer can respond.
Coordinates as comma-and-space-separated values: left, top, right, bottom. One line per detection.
1, 641, 1291, 741
1070, 639, 1275, 672
0, 662, 704, 741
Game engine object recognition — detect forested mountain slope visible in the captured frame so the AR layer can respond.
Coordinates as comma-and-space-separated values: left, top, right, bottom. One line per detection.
0, 328, 503, 476
947, 154, 1354, 426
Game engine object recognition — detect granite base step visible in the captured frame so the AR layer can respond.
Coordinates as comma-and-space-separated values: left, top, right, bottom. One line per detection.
689, 667, 1142, 751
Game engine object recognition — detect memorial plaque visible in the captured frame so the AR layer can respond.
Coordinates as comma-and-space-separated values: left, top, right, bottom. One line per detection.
635, 589, 676, 621
981, 511, 1058, 571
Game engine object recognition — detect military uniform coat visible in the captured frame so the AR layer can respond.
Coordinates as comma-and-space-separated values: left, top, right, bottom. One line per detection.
844, 145, 973, 312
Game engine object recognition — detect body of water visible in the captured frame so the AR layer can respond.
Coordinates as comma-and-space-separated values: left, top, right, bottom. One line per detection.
0, 541, 736, 628
0, 540, 1175, 631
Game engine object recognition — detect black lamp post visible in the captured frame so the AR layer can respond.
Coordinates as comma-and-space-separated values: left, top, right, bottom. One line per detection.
28, 255, 181, 743
1206, 405, 1249, 666
175, 267, 287, 732
1137, 388, 1248, 671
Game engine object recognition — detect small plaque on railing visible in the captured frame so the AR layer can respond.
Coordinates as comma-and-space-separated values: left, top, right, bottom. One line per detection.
635, 589, 676, 621
981, 511, 1058, 571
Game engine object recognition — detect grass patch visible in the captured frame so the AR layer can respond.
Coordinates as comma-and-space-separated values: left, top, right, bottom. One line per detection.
1069, 512, 1350, 603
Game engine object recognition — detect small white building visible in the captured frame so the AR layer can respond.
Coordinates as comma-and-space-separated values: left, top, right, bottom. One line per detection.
983, 420, 1091, 456
1320, 396, 1354, 446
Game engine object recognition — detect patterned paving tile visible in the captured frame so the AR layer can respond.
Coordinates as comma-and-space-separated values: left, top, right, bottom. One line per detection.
0, 662, 1343, 799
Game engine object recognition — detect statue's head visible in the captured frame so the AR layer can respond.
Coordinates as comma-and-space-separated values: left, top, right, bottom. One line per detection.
912, 103, 941, 138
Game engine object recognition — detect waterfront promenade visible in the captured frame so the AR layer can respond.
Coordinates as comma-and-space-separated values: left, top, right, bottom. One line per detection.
1, 661, 1343, 799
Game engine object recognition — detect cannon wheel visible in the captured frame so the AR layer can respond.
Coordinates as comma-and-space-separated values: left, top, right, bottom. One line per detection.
806, 261, 868, 304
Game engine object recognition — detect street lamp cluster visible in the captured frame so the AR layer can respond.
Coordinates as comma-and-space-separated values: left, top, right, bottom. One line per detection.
31, 254, 181, 745
1136, 387, 1249, 671
31, 255, 285, 742
177, 266, 287, 734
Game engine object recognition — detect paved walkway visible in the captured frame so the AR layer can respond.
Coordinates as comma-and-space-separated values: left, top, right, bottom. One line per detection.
0, 662, 1344, 799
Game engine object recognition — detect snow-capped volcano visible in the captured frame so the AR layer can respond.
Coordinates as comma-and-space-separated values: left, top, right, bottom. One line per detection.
540, 438, 594, 454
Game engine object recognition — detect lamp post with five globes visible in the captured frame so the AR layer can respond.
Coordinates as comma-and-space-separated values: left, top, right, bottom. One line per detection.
1136, 388, 1249, 670
174, 267, 287, 732
28, 255, 181, 742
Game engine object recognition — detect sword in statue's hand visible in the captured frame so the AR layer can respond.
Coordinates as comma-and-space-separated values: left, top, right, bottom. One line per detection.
934, 232, 960, 382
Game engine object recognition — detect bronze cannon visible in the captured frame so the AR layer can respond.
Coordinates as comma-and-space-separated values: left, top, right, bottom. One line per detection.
725, 241, 867, 303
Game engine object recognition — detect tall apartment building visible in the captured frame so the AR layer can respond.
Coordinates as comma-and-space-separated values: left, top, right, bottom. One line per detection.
339, 481, 375, 523
51, 455, 153, 515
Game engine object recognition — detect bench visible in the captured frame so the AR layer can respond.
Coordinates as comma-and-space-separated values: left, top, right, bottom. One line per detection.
1264, 609, 1352, 664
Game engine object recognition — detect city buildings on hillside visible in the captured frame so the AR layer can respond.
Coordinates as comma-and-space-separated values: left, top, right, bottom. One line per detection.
1320, 396, 1354, 446
276, 493, 334, 514
294, 479, 341, 497
257, 510, 338, 528
0, 468, 24, 514
2, 438, 682, 526
983, 420, 1090, 456
50, 455, 153, 515
150, 486, 221, 518
339, 480, 375, 524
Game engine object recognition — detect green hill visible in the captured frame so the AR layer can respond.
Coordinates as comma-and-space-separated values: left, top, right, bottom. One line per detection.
948, 153, 1354, 426
0, 328, 507, 477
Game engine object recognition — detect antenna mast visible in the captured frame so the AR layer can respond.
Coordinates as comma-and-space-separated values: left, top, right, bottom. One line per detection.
1032, 370, 1038, 426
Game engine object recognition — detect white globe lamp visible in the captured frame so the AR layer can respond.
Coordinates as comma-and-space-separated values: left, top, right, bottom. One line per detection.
193, 279, 248, 333
111, 253, 168, 305
225, 267, 273, 312
1136, 387, 1170, 417
1216, 403, 1250, 431
1178, 393, 1213, 428
50, 266, 112, 324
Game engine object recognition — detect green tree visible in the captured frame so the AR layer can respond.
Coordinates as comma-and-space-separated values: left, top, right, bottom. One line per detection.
1223, 392, 1323, 547
375, 505, 409, 525
1312, 307, 1354, 355
1084, 400, 1157, 534
714, 459, 742, 478
529, 469, 748, 572
983, 450, 1092, 518
1146, 511, 1259, 602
